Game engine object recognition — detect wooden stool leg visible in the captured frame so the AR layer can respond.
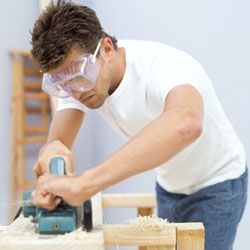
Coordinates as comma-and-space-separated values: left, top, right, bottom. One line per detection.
176, 224, 205, 250
137, 207, 154, 217
9, 142, 17, 221
137, 207, 154, 250
10, 143, 17, 220
15, 56, 25, 202
10, 57, 18, 221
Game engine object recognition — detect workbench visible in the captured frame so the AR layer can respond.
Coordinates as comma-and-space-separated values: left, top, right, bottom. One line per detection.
0, 193, 204, 250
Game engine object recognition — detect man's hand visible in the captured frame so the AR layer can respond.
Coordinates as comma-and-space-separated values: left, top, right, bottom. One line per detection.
32, 173, 94, 209
33, 140, 74, 178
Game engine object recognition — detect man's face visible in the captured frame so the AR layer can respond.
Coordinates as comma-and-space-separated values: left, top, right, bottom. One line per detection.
48, 45, 113, 109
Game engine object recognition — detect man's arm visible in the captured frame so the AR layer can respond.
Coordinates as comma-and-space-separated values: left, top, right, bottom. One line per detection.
33, 84, 203, 208
33, 108, 84, 177
47, 108, 84, 149
84, 84, 203, 191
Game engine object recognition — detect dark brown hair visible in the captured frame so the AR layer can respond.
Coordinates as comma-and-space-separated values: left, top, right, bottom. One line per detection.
30, 0, 117, 72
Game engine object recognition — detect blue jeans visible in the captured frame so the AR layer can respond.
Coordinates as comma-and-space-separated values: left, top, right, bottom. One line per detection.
156, 168, 248, 250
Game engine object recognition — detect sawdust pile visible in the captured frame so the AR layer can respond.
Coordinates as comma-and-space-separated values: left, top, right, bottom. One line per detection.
0, 225, 7, 233
0, 216, 37, 240
57, 227, 88, 240
60, 215, 169, 240
126, 215, 169, 232
0, 215, 89, 241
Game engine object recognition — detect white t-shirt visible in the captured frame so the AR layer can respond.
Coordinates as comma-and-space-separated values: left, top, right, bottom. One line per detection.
57, 40, 246, 195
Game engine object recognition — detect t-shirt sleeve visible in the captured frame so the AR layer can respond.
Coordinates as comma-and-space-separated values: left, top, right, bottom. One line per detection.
146, 51, 203, 116
57, 96, 89, 113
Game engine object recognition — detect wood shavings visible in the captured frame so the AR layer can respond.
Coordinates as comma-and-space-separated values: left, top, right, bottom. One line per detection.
125, 215, 169, 232
57, 227, 87, 240
0, 193, 104, 250
0, 225, 7, 233
0, 215, 87, 241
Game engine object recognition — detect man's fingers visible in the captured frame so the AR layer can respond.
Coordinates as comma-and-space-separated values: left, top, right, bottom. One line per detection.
43, 193, 55, 204
33, 163, 43, 178
33, 160, 50, 179
38, 173, 50, 182
32, 192, 61, 211
35, 140, 76, 178
63, 153, 74, 175
55, 197, 62, 206
41, 194, 61, 211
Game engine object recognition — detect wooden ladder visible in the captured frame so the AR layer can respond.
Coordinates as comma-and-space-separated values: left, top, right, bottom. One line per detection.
9, 50, 51, 220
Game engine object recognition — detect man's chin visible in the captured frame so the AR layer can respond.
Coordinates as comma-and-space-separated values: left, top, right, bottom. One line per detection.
86, 103, 103, 109
82, 98, 105, 109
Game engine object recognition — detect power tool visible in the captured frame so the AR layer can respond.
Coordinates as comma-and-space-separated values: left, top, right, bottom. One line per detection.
20, 156, 93, 234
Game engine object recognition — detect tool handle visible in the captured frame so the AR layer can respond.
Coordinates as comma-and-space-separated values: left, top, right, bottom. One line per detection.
49, 157, 66, 176
83, 200, 93, 232
22, 157, 66, 219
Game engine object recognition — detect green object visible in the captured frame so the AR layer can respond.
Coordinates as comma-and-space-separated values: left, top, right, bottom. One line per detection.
37, 204, 77, 234
49, 157, 66, 176
22, 157, 78, 234
22, 191, 36, 218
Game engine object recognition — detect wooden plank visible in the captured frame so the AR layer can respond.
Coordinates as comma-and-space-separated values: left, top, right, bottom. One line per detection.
103, 224, 176, 247
23, 181, 35, 189
148, 247, 175, 250
24, 93, 49, 100
102, 193, 157, 208
24, 82, 42, 91
102, 193, 156, 250
16, 136, 47, 144
24, 67, 42, 78
0, 193, 104, 250
26, 106, 50, 114
9, 49, 30, 57
12, 93, 49, 102
25, 126, 48, 134
175, 223, 204, 250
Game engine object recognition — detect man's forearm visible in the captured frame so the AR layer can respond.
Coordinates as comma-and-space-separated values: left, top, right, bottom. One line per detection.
81, 109, 202, 193
47, 109, 84, 149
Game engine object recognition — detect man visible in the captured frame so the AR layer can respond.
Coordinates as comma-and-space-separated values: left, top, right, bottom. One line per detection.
31, 1, 247, 249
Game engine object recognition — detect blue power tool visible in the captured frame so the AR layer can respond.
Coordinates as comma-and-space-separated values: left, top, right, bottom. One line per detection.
21, 157, 93, 234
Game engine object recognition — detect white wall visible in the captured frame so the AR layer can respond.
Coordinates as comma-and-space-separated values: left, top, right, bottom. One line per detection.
0, 1, 249, 249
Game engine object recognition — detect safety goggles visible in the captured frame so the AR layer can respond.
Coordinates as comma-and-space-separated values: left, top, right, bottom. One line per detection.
42, 39, 102, 98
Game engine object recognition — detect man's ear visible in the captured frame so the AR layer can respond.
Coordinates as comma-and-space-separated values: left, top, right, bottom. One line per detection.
100, 37, 115, 63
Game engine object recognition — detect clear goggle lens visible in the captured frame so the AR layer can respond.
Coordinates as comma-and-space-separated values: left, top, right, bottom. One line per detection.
42, 55, 99, 98
42, 39, 102, 98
